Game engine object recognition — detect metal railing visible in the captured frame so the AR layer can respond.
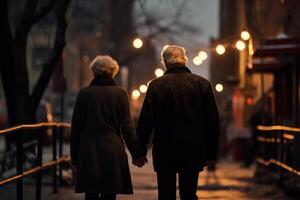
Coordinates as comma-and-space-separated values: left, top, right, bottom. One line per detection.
0, 122, 71, 200
256, 125, 300, 184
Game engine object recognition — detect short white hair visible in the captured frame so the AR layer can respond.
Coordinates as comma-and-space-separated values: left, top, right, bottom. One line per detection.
161, 45, 188, 66
89, 55, 119, 77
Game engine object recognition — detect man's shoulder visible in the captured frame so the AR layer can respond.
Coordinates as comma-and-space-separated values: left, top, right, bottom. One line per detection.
148, 70, 211, 89
189, 73, 210, 83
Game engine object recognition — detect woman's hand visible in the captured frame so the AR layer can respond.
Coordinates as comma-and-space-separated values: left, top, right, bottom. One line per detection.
132, 157, 148, 167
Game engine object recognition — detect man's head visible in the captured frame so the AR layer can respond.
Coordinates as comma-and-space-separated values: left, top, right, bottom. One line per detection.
161, 45, 188, 68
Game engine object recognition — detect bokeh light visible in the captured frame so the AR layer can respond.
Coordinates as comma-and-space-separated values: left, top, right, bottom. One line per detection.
241, 31, 250, 40
133, 38, 143, 49
193, 56, 203, 66
215, 83, 224, 92
155, 68, 164, 78
236, 40, 246, 51
198, 51, 208, 60
131, 90, 141, 100
139, 84, 147, 93
216, 45, 226, 55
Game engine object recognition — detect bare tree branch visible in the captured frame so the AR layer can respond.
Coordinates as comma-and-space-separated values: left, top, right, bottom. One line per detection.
32, 0, 58, 24
30, 0, 71, 111
15, 0, 38, 35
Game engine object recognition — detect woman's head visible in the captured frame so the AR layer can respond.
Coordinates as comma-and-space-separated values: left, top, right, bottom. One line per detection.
161, 45, 188, 68
89, 55, 119, 78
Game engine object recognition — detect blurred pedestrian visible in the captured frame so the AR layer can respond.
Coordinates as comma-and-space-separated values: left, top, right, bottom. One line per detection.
245, 103, 272, 167
70, 55, 147, 200
137, 45, 220, 200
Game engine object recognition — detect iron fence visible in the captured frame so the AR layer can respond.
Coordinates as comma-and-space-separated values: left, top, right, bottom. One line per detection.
257, 125, 300, 185
0, 122, 71, 200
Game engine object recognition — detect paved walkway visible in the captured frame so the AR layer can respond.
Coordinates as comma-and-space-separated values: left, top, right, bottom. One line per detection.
0, 157, 295, 200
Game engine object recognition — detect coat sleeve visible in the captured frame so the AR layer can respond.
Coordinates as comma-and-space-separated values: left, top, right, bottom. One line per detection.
203, 81, 220, 161
137, 83, 155, 156
120, 90, 144, 160
70, 91, 85, 166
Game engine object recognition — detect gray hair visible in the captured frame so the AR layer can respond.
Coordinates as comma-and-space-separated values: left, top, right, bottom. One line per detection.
161, 45, 188, 67
89, 55, 119, 77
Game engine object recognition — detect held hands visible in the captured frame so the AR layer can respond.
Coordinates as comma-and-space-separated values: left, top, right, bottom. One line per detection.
132, 156, 148, 167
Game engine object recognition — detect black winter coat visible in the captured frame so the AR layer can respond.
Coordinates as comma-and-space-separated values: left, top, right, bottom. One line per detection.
137, 64, 220, 172
70, 75, 142, 194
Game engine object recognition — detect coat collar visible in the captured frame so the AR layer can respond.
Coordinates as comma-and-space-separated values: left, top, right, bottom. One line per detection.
90, 74, 117, 86
164, 63, 191, 75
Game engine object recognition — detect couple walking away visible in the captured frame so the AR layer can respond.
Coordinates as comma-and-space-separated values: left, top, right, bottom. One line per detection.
70, 45, 220, 200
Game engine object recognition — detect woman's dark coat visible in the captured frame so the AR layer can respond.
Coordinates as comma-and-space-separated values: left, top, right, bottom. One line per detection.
70, 75, 142, 194
137, 64, 220, 172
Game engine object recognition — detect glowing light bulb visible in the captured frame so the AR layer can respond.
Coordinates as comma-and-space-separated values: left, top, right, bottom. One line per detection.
155, 68, 164, 78
193, 56, 203, 66
131, 90, 141, 100
198, 51, 208, 60
216, 45, 226, 55
133, 38, 143, 49
241, 31, 250, 40
215, 83, 224, 92
139, 84, 147, 93
236, 40, 246, 51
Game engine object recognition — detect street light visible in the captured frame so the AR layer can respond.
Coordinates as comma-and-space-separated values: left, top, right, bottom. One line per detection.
241, 31, 250, 40
131, 89, 140, 100
198, 51, 208, 60
216, 45, 225, 55
155, 68, 164, 78
236, 40, 246, 51
139, 84, 147, 93
133, 38, 143, 49
193, 56, 203, 66
215, 83, 224, 92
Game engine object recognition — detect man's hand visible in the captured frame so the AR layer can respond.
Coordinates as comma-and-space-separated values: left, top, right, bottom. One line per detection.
132, 157, 148, 167
71, 165, 76, 175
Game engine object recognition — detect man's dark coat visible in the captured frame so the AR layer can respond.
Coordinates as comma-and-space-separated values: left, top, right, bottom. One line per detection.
70, 75, 142, 194
137, 64, 220, 172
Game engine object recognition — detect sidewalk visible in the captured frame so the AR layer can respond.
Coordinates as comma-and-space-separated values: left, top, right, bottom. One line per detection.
0, 157, 295, 199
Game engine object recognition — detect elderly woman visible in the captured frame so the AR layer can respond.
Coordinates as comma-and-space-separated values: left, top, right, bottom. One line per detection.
70, 55, 146, 200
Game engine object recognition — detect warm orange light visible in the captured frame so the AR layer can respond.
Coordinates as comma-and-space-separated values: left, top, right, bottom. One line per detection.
133, 38, 143, 49
246, 97, 253, 105
215, 83, 223, 92
139, 84, 147, 93
236, 40, 246, 51
131, 90, 140, 100
241, 31, 250, 40
198, 51, 208, 60
155, 68, 164, 78
193, 56, 203, 66
216, 45, 225, 55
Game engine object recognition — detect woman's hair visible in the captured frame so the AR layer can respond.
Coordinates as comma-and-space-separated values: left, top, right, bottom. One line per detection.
161, 45, 188, 67
89, 55, 119, 77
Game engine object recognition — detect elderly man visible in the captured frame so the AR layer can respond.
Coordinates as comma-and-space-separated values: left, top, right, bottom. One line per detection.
137, 45, 220, 200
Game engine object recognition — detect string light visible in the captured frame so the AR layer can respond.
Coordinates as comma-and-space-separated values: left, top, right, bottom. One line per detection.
139, 84, 147, 93
215, 83, 224, 92
155, 68, 164, 78
133, 38, 143, 48
216, 45, 226, 55
241, 31, 250, 40
131, 90, 140, 100
193, 56, 203, 65
236, 40, 246, 51
198, 51, 208, 60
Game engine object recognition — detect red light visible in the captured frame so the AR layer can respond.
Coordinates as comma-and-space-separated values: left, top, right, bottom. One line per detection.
246, 97, 253, 105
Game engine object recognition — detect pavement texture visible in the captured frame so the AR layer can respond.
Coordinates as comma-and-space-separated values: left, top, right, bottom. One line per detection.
0, 155, 296, 200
